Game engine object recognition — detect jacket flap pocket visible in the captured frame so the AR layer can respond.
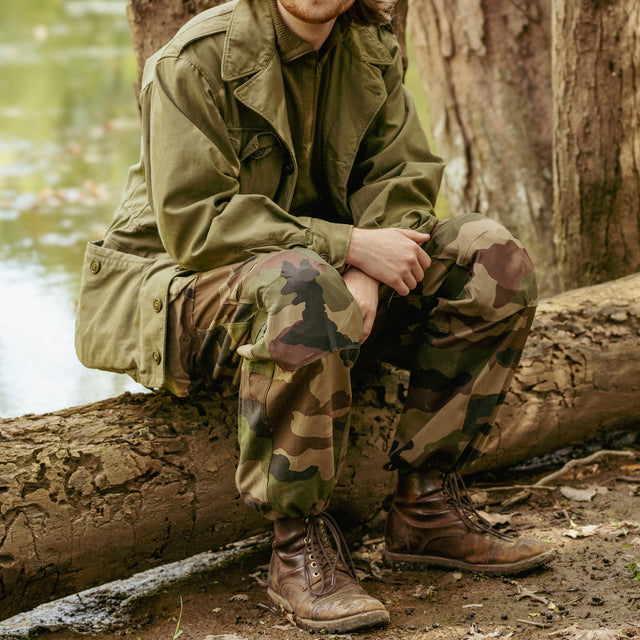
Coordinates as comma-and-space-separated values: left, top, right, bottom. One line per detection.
238, 131, 279, 162
74, 242, 175, 389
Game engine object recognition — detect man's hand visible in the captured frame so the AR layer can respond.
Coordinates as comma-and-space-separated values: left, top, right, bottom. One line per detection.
346, 227, 431, 295
342, 267, 379, 343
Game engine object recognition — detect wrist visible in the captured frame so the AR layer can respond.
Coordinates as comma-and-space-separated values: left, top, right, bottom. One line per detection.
345, 227, 366, 268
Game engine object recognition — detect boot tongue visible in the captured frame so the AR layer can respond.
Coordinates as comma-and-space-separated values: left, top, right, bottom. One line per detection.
305, 515, 358, 595
442, 471, 512, 541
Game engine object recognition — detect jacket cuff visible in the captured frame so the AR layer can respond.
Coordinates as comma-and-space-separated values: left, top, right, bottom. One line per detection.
307, 218, 352, 271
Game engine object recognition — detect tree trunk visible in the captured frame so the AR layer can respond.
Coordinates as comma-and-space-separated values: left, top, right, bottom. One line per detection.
2, 273, 639, 618
552, 0, 640, 291
408, 0, 559, 296
127, 0, 227, 84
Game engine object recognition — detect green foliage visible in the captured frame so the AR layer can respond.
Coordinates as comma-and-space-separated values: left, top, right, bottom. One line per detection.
623, 549, 640, 580
173, 596, 184, 639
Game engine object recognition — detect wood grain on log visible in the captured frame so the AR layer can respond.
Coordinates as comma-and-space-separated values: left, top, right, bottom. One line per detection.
1, 273, 639, 618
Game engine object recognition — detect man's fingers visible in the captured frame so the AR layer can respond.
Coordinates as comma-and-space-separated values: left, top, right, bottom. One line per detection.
410, 263, 424, 286
417, 248, 431, 271
391, 278, 411, 296
398, 228, 431, 244
399, 229, 432, 272
360, 310, 375, 343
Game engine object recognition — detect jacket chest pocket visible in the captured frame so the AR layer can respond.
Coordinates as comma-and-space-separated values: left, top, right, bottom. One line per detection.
229, 129, 287, 202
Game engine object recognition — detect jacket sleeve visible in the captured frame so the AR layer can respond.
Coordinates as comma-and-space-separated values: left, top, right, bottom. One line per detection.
347, 32, 445, 236
142, 56, 352, 272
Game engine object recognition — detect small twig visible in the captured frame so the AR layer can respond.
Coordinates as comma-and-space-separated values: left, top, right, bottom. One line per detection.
475, 450, 636, 495
255, 602, 279, 614
533, 450, 635, 487
473, 484, 556, 493
501, 488, 532, 508
249, 570, 268, 587
514, 585, 550, 606
517, 618, 549, 628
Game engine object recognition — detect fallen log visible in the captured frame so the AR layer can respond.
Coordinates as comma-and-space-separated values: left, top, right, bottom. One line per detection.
1, 272, 639, 618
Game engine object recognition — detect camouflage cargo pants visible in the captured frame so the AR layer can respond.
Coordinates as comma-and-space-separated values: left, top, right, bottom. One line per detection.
165, 213, 537, 520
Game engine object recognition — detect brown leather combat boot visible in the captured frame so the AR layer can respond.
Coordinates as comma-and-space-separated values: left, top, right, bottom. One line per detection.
385, 468, 555, 574
267, 514, 389, 633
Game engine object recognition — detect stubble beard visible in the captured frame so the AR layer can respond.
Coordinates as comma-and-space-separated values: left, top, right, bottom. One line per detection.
279, 0, 356, 24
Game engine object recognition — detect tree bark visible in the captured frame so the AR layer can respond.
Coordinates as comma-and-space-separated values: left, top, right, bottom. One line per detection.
408, 0, 559, 296
1, 273, 639, 618
552, 0, 640, 290
127, 0, 227, 84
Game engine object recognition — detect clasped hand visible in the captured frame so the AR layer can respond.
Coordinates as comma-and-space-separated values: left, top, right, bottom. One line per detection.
343, 227, 431, 342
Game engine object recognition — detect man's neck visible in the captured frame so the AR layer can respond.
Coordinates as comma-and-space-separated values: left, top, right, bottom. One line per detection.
275, 0, 336, 51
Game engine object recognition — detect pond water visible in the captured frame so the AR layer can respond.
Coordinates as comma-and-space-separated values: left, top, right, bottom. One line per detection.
0, 0, 146, 418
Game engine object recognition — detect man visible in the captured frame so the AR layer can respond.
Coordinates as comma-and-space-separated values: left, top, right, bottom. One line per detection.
75, 0, 554, 632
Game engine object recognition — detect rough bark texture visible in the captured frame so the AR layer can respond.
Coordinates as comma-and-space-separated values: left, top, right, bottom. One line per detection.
0, 376, 398, 621
127, 0, 228, 84
552, 0, 640, 291
391, 0, 409, 72
408, 0, 558, 296
477, 271, 640, 471
2, 273, 640, 618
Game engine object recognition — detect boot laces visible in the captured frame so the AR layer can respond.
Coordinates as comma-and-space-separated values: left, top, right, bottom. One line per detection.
303, 514, 358, 596
442, 471, 511, 541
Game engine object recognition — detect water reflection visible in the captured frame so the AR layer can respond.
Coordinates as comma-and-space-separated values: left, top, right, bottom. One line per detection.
0, 0, 146, 418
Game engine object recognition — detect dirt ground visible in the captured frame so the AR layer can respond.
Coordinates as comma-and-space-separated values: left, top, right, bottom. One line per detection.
43, 448, 640, 640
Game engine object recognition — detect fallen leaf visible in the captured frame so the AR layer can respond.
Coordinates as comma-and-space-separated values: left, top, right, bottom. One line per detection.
548, 625, 626, 639
228, 593, 249, 602
462, 621, 515, 638
270, 623, 295, 631
436, 571, 463, 587
620, 464, 640, 473
562, 524, 600, 538
478, 510, 513, 527
470, 490, 490, 506
560, 485, 607, 502
368, 562, 387, 580
410, 584, 434, 599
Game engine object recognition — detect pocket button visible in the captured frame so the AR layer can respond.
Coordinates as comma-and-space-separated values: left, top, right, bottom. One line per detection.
89, 260, 101, 274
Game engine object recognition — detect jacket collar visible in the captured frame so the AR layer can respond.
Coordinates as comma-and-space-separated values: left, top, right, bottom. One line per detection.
221, 0, 393, 81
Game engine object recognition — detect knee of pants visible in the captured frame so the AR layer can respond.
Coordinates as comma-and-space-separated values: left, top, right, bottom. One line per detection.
248, 248, 363, 370
434, 213, 538, 317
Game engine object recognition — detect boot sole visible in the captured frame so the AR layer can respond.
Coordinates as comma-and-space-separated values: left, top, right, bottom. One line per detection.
267, 587, 390, 633
384, 548, 556, 575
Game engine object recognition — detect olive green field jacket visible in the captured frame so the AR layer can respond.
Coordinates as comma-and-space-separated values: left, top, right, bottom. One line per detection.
75, 0, 445, 389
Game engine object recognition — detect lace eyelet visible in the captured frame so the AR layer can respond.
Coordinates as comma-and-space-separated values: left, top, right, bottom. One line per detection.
313, 571, 320, 577
311, 561, 317, 568
308, 554, 314, 560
